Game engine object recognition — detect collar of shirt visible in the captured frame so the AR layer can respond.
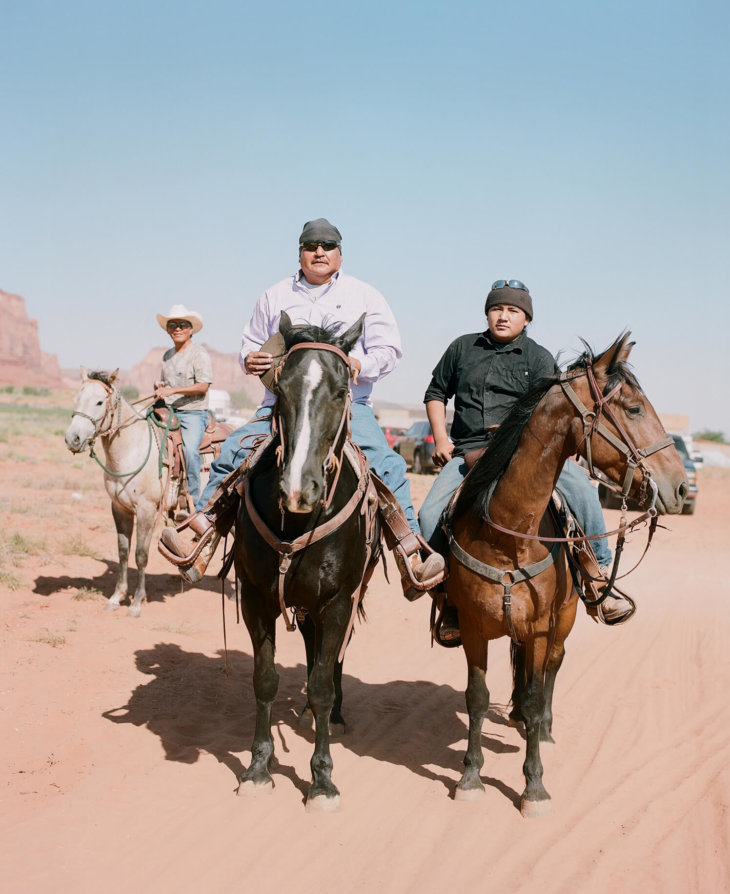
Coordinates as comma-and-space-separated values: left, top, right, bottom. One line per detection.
478, 329, 527, 353
294, 268, 341, 298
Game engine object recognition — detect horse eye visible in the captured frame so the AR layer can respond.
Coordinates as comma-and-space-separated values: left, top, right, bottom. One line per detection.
96, 400, 104, 406
626, 405, 643, 417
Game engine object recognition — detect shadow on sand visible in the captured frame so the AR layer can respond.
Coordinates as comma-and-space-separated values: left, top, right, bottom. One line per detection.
102, 641, 522, 807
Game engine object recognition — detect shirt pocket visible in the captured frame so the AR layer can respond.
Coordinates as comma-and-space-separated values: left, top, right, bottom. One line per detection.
495, 363, 532, 397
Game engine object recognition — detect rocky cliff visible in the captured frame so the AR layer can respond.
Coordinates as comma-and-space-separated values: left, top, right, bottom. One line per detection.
0, 290, 64, 388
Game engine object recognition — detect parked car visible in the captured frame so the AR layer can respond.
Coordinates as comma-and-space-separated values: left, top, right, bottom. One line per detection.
393, 420, 451, 474
597, 432, 697, 514
380, 425, 407, 448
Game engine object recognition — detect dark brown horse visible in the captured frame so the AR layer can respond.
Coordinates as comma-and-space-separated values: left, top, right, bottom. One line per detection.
446, 335, 688, 816
233, 313, 379, 812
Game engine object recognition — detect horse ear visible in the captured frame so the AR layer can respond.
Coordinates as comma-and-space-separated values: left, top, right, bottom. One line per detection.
80, 365, 89, 380
593, 332, 635, 378
109, 369, 119, 385
278, 311, 294, 339
336, 313, 365, 356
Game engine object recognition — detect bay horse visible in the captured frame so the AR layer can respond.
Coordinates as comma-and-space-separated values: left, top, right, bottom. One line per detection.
65, 368, 165, 617
445, 335, 688, 816
233, 313, 380, 812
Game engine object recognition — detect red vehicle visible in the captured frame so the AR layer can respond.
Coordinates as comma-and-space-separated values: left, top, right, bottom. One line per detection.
380, 426, 407, 448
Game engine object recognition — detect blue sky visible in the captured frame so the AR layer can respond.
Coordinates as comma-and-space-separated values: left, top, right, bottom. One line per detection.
2, 0, 728, 433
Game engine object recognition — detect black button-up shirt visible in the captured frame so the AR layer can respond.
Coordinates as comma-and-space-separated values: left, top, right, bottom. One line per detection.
424, 330, 557, 455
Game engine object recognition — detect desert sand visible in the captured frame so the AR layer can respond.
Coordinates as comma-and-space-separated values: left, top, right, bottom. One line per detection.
1, 412, 728, 894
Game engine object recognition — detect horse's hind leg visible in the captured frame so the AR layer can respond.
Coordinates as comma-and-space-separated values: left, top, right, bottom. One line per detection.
238, 605, 278, 795
542, 593, 578, 744
455, 630, 489, 801
108, 503, 133, 611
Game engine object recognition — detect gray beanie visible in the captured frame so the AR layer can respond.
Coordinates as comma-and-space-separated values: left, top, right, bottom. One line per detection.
485, 285, 534, 321
298, 218, 342, 245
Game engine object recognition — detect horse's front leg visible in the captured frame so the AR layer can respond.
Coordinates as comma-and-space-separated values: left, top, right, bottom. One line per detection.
305, 599, 350, 812
519, 632, 551, 817
297, 611, 346, 735
128, 500, 156, 618
455, 626, 490, 801
108, 503, 132, 611
238, 598, 278, 795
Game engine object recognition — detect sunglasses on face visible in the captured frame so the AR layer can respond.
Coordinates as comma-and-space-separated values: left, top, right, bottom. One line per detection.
167, 320, 192, 330
300, 241, 340, 252
491, 279, 529, 293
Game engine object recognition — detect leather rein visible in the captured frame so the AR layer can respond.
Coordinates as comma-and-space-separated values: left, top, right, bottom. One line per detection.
242, 342, 377, 660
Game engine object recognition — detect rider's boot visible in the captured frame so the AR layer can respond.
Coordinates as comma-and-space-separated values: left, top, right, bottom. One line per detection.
158, 470, 241, 584
370, 474, 446, 599
575, 544, 636, 625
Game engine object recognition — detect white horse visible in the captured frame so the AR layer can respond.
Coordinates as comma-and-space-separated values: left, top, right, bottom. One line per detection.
65, 368, 165, 617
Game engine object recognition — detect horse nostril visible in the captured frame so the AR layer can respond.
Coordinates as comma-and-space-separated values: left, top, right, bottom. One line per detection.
678, 481, 689, 502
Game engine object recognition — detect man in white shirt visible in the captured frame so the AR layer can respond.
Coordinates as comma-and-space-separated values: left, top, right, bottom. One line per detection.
159, 218, 444, 594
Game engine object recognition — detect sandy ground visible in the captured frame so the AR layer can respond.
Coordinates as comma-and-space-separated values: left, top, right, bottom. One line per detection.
1, 417, 729, 894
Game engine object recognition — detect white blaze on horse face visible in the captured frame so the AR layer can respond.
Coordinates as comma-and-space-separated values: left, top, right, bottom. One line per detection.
287, 358, 323, 496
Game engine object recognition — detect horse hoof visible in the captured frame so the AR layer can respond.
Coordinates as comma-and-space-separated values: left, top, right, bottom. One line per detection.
236, 779, 274, 798
520, 797, 552, 818
127, 606, 142, 619
454, 785, 486, 802
297, 706, 314, 729
105, 601, 121, 612
305, 794, 341, 814
329, 720, 345, 737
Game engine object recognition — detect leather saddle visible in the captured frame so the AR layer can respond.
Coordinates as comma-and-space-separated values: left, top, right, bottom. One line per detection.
151, 405, 233, 483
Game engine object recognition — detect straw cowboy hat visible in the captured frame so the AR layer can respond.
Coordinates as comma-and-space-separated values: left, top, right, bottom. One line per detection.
156, 304, 204, 334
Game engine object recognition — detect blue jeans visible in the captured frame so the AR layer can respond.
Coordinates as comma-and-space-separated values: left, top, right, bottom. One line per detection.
418, 456, 612, 566
196, 403, 419, 534
177, 409, 209, 506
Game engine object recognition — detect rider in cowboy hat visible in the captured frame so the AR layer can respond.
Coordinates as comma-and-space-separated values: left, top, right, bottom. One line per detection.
154, 304, 213, 508
158, 219, 445, 597
419, 279, 635, 645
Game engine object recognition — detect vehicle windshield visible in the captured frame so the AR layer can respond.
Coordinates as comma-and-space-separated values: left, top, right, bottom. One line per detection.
671, 434, 689, 459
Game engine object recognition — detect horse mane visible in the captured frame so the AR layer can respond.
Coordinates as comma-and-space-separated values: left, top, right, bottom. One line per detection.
87, 370, 116, 387
283, 318, 346, 349
450, 336, 641, 525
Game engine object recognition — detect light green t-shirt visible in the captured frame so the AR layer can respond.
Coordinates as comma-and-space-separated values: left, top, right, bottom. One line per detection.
160, 342, 213, 411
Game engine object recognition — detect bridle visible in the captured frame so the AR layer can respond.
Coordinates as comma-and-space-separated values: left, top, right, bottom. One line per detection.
242, 340, 377, 654
559, 363, 674, 510
273, 341, 358, 512
70, 378, 122, 443
70, 379, 157, 479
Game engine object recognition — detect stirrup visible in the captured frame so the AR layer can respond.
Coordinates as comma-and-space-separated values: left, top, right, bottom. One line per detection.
594, 587, 637, 626
397, 536, 447, 599
158, 522, 216, 567
431, 599, 461, 648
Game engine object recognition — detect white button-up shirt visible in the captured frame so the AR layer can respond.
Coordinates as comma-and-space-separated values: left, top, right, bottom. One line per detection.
239, 270, 403, 407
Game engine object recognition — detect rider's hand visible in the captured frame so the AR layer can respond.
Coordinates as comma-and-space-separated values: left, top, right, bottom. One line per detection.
431, 437, 454, 469
245, 351, 273, 376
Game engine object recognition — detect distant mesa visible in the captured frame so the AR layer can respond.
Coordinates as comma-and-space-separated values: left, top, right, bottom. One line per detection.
0, 289, 64, 388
